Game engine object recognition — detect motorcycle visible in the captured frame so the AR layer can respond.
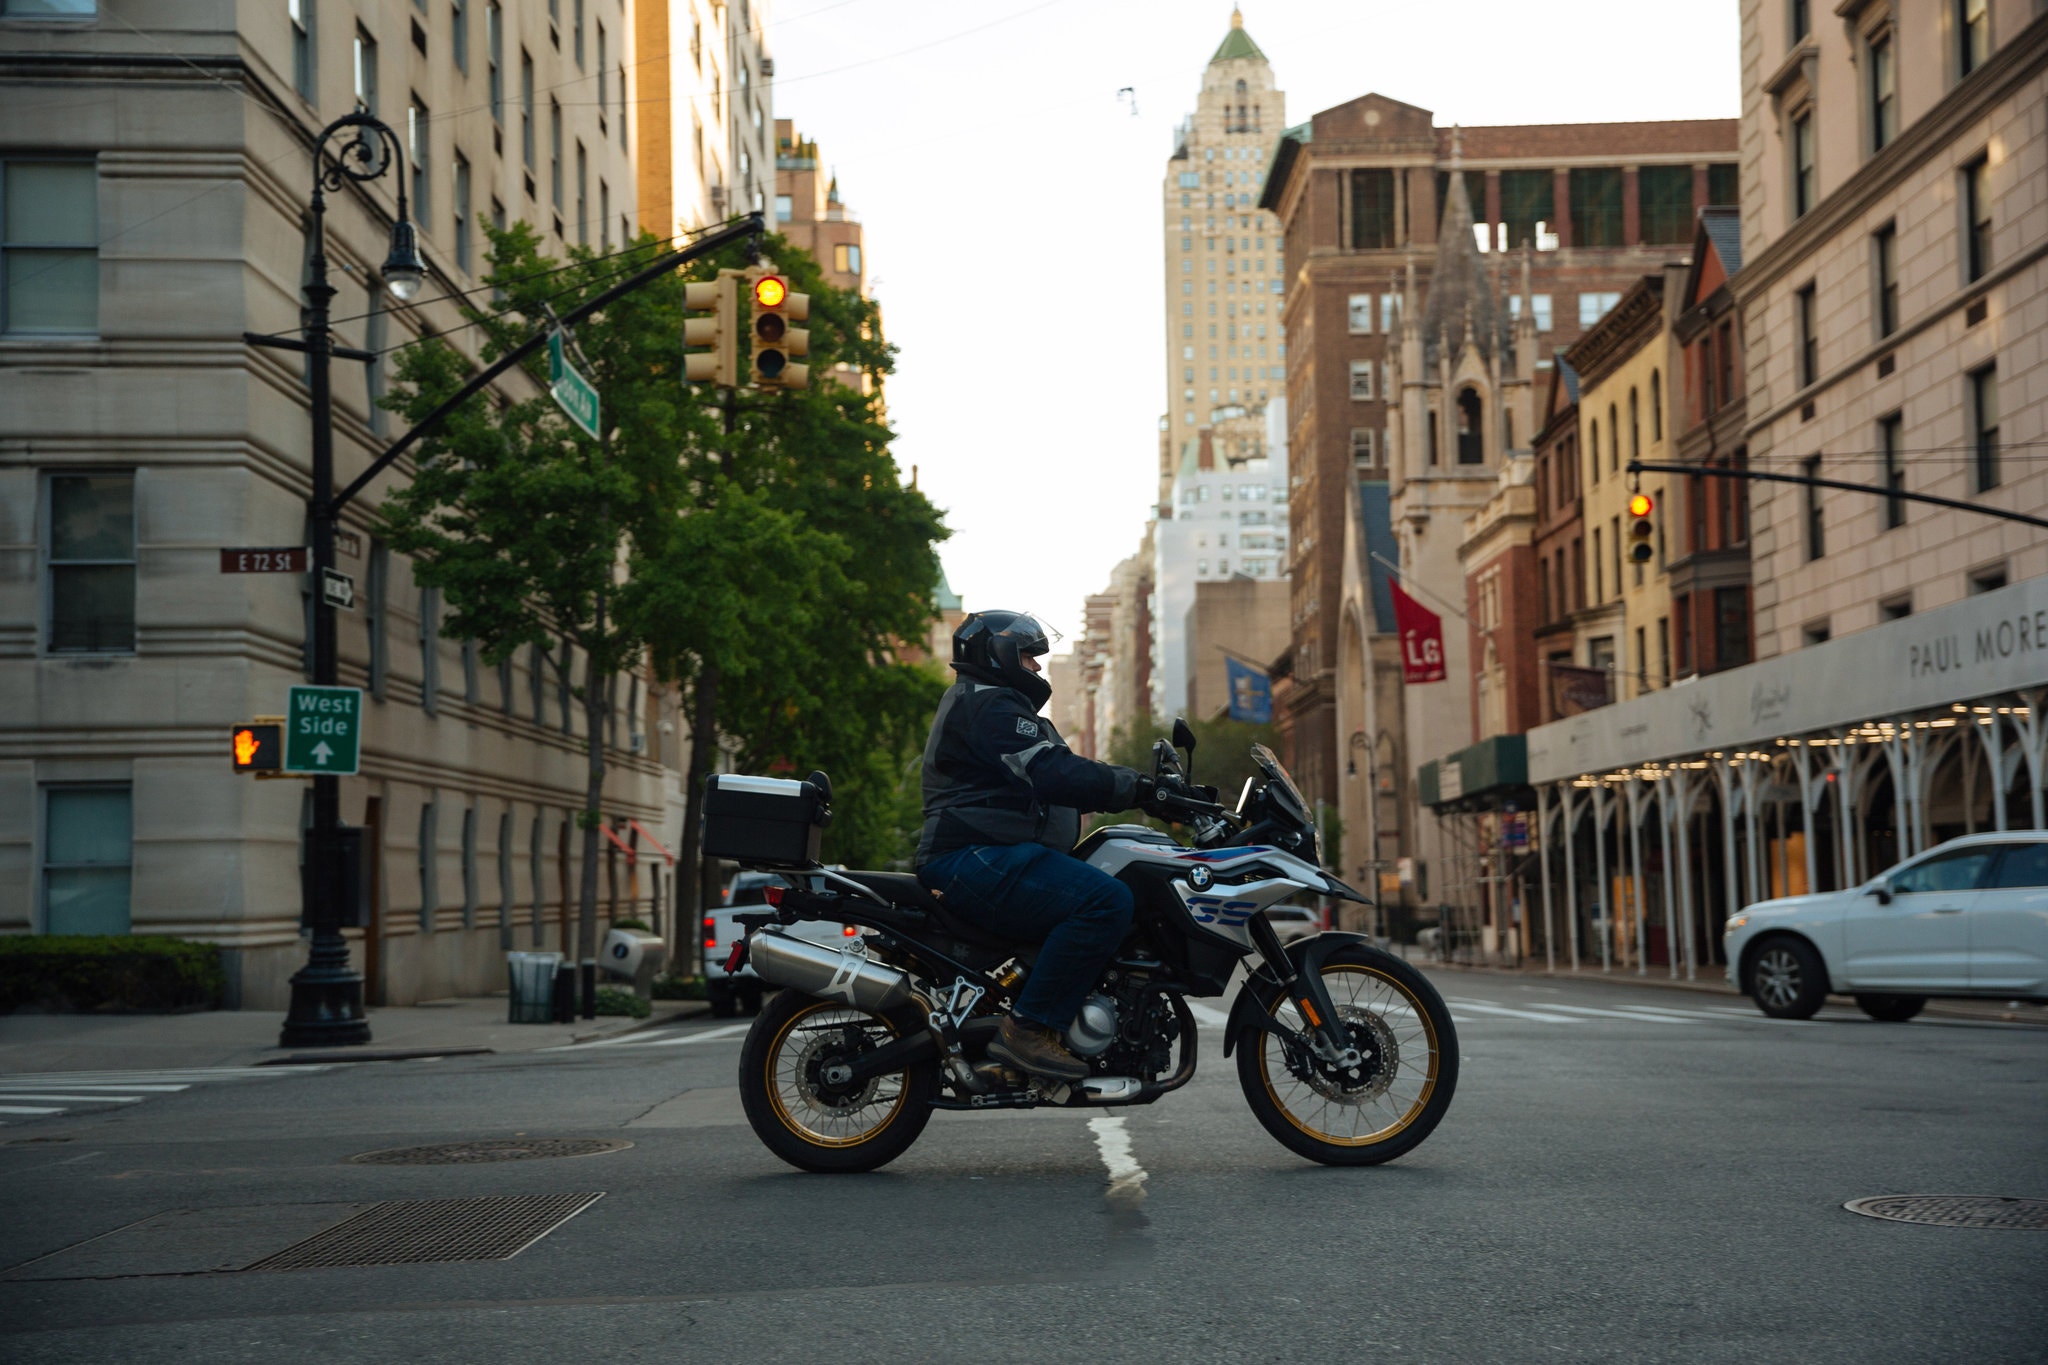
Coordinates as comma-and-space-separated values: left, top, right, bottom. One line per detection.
719, 723, 1458, 1172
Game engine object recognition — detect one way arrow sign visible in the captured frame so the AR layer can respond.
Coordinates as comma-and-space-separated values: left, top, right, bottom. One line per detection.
310, 740, 334, 766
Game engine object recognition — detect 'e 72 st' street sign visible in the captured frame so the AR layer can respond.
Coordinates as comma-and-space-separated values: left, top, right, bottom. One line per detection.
284, 685, 363, 775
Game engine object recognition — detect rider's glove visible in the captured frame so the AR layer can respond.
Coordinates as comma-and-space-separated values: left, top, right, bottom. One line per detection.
1132, 775, 1157, 807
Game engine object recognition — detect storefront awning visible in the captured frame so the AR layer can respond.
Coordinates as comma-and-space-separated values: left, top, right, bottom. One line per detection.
1420, 734, 1530, 812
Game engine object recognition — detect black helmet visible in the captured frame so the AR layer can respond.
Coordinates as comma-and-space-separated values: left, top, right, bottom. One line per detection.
952, 610, 1052, 710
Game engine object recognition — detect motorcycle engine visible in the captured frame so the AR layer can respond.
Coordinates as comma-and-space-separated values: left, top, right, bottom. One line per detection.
1063, 993, 1119, 1057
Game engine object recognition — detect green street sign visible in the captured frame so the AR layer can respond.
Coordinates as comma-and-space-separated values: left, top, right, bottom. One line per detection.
284, 685, 363, 775
548, 331, 601, 439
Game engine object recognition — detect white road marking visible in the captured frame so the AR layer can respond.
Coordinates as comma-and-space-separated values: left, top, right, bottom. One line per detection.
0, 1067, 325, 1122
1088, 1115, 1147, 1202
0, 1083, 190, 1093
0, 1094, 144, 1105
1186, 1001, 1230, 1029
1541, 1004, 1688, 1023
1610, 1003, 1750, 1021
0, 1105, 66, 1116
1443, 999, 1584, 1024
623, 1022, 752, 1048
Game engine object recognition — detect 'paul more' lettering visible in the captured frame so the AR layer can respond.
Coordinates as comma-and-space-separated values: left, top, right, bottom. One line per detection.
1976, 610, 2048, 664
1909, 635, 1962, 678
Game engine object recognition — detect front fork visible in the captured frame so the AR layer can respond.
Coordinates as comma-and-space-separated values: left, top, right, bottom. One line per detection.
1246, 913, 1363, 1075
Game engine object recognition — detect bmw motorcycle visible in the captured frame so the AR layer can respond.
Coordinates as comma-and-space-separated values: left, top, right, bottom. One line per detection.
722, 725, 1458, 1172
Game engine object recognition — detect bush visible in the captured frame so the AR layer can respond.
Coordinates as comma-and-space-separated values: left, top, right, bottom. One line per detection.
652, 973, 707, 1000
0, 936, 226, 1014
593, 985, 651, 1018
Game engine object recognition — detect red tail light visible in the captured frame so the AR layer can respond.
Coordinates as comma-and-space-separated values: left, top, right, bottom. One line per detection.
703, 916, 715, 929
704, 938, 717, 951
764, 886, 785, 907
842, 924, 859, 937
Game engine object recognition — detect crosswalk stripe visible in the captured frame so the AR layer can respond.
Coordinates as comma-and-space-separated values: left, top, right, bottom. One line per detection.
1609, 1003, 1748, 1021
0, 1065, 326, 1123
634, 1023, 752, 1047
0, 1094, 145, 1104
1542, 1004, 1688, 1023
0, 1083, 190, 1093
1445, 999, 1584, 1024
0, 1105, 67, 1115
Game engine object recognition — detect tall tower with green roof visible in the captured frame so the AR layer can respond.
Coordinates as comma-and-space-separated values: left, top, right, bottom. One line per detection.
1160, 8, 1287, 501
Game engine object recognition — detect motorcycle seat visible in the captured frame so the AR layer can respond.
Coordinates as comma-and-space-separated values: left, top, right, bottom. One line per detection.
841, 871, 1035, 953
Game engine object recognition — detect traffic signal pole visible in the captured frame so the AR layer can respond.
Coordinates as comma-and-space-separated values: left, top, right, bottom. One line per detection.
1625, 460, 2048, 532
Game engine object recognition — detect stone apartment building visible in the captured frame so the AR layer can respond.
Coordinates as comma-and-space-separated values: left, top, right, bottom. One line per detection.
633, 0, 774, 238
1259, 94, 1738, 832
0, 0, 745, 1008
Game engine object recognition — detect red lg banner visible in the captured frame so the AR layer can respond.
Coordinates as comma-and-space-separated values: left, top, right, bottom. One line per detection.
1390, 582, 1446, 683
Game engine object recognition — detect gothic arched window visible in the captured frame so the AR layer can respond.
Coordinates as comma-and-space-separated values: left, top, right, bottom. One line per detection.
1456, 387, 1484, 464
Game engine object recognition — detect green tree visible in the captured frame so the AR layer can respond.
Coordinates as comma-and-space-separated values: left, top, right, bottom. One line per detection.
1099, 714, 1285, 837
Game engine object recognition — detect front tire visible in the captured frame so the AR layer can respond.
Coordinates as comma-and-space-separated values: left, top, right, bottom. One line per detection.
737, 988, 937, 1173
1855, 992, 1926, 1022
1747, 935, 1828, 1020
1234, 946, 1458, 1166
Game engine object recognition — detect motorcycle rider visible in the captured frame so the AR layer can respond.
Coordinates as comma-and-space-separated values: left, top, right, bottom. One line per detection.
915, 611, 1152, 1082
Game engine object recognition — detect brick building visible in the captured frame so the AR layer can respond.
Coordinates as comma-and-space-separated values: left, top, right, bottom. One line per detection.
773, 120, 873, 393
1531, 359, 1589, 721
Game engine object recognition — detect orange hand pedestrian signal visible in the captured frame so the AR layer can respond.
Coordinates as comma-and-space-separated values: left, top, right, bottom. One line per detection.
231, 722, 283, 773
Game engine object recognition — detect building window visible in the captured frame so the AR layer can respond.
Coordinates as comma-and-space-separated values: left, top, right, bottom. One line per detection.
596, 22, 606, 113
1500, 170, 1553, 250
1350, 428, 1376, 468
1628, 387, 1641, 461
1803, 621, 1830, 648
1868, 30, 1895, 151
1873, 224, 1897, 336
450, 0, 467, 72
290, 0, 317, 99
1607, 403, 1619, 473
1349, 168, 1396, 249
1962, 156, 1991, 283
1714, 588, 1749, 667
1970, 563, 2008, 595
520, 50, 534, 170
1508, 293, 1552, 331
418, 795, 439, 928
1349, 361, 1374, 401
1970, 365, 1999, 491
1588, 419, 1600, 484
1456, 387, 1483, 464
366, 539, 388, 699
1791, 110, 1816, 217
833, 243, 862, 274
419, 585, 440, 714
1879, 594, 1912, 622
1638, 165, 1693, 244
599, 180, 608, 250
1790, 0, 1810, 42
571, 0, 583, 66
497, 810, 513, 935
1577, 292, 1620, 327
487, 4, 502, 123
1795, 284, 1817, 387
1569, 168, 1623, 248
41, 784, 131, 935
528, 640, 546, 723
408, 95, 429, 222
549, 99, 562, 209
353, 24, 377, 112
1803, 455, 1824, 560
3, 159, 98, 334
462, 637, 478, 703
775, 193, 793, 220
1957, 0, 1989, 78
575, 141, 587, 243
1650, 370, 1662, 440
453, 152, 471, 271
461, 804, 477, 927
45, 471, 134, 654
1879, 413, 1904, 528
1347, 293, 1373, 333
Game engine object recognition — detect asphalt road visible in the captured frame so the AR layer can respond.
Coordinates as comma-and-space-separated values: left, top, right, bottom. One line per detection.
2, 970, 2043, 1364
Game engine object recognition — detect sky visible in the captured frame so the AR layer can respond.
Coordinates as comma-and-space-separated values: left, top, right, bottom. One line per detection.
765, 0, 1741, 647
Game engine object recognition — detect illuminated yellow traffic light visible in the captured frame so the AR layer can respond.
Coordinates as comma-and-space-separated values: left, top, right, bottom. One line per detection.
1629, 493, 1657, 564
748, 270, 809, 390
683, 275, 739, 388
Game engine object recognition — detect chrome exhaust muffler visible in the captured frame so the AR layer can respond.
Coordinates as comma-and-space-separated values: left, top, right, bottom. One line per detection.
749, 929, 911, 1013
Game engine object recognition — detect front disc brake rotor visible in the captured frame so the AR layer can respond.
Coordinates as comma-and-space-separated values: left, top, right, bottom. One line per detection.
1294, 1007, 1399, 1103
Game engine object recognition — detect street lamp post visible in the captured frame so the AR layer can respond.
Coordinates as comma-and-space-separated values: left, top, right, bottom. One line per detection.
254, 113, 424, 1049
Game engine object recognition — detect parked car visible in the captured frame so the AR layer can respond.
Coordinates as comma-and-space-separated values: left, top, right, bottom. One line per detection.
1266, 904, 1324, 947
1724, 831, 2048, 1021
704, 871, 861, 1017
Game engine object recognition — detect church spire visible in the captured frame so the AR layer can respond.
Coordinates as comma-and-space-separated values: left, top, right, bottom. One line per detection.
1419, 129, 1506, 367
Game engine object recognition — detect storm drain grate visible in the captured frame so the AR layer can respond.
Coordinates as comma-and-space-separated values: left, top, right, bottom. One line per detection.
1844, 1195, 2048, 1230
348, 1138, 632, 1165
246, 1193, 603, 1270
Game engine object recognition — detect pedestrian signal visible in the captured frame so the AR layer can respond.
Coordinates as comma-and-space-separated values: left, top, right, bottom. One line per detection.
232, 723, 283, 773
1628, 494, 1657, 564
683, 275, 739, 388
748, 271, 809, 390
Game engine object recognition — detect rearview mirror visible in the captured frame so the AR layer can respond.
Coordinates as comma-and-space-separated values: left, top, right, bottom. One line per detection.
1171, 717, 1197, 754
1869, 883, 1892, 905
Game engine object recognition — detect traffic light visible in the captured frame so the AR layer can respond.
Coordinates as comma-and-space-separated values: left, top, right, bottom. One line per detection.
748, 272, 809, 390
682, 274, 738, 387
1628, 493, 1656, 564
232, 722, 283, 773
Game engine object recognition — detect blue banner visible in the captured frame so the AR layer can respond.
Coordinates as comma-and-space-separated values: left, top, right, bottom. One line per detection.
1226, 657, 1272, 724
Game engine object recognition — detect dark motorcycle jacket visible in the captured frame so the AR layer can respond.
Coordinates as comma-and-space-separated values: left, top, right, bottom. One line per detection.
913, 677, 1143, 870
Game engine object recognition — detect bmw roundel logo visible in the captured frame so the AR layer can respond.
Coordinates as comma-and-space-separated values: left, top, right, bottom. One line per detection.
1187, 864, 1214, 890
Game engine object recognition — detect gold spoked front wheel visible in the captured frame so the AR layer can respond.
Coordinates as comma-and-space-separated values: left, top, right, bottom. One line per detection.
1236, 948, 1459, 1166
739, 990, 937, 1173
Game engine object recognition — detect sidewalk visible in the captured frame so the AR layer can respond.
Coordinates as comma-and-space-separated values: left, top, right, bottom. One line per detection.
1417, 953, 2048, 1025
0, 995, 711, 1075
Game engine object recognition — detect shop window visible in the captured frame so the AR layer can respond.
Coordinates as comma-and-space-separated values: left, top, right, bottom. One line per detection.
42, 784, 132, 935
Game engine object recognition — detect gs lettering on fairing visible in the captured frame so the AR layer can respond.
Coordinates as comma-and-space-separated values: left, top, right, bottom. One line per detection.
721, 733, 1460, 1176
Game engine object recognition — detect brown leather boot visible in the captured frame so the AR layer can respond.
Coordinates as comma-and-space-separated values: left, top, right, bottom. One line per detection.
988, 1015, 1089, 1082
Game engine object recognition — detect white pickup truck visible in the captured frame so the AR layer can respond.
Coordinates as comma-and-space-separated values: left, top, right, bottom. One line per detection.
702, 870, 861, 1017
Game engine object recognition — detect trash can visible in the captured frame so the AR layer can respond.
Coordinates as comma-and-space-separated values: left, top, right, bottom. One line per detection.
506, 951, 564, 1023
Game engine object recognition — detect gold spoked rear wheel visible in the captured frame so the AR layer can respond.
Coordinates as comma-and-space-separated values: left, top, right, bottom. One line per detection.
739, 990, 938, 1173
1236, 948, 1459, 1166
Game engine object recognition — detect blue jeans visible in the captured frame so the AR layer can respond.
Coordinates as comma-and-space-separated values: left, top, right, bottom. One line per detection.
919, 843, 1134, 1032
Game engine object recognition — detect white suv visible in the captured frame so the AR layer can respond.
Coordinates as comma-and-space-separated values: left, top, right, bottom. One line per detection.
1725, 831, 2048, 1021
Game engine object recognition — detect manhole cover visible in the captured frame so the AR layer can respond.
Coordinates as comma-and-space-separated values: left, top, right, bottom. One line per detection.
247, 1193, 603, 1270
349, 1138, 631, 1165
1844, 1195, 2048, 1229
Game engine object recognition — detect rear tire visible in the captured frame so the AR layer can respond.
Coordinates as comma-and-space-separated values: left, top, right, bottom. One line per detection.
1855, 992, 1926, 1023
1747, 936, 1828, 1020
738, 988, 937, 1174
1234, 945, 1458, 1166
